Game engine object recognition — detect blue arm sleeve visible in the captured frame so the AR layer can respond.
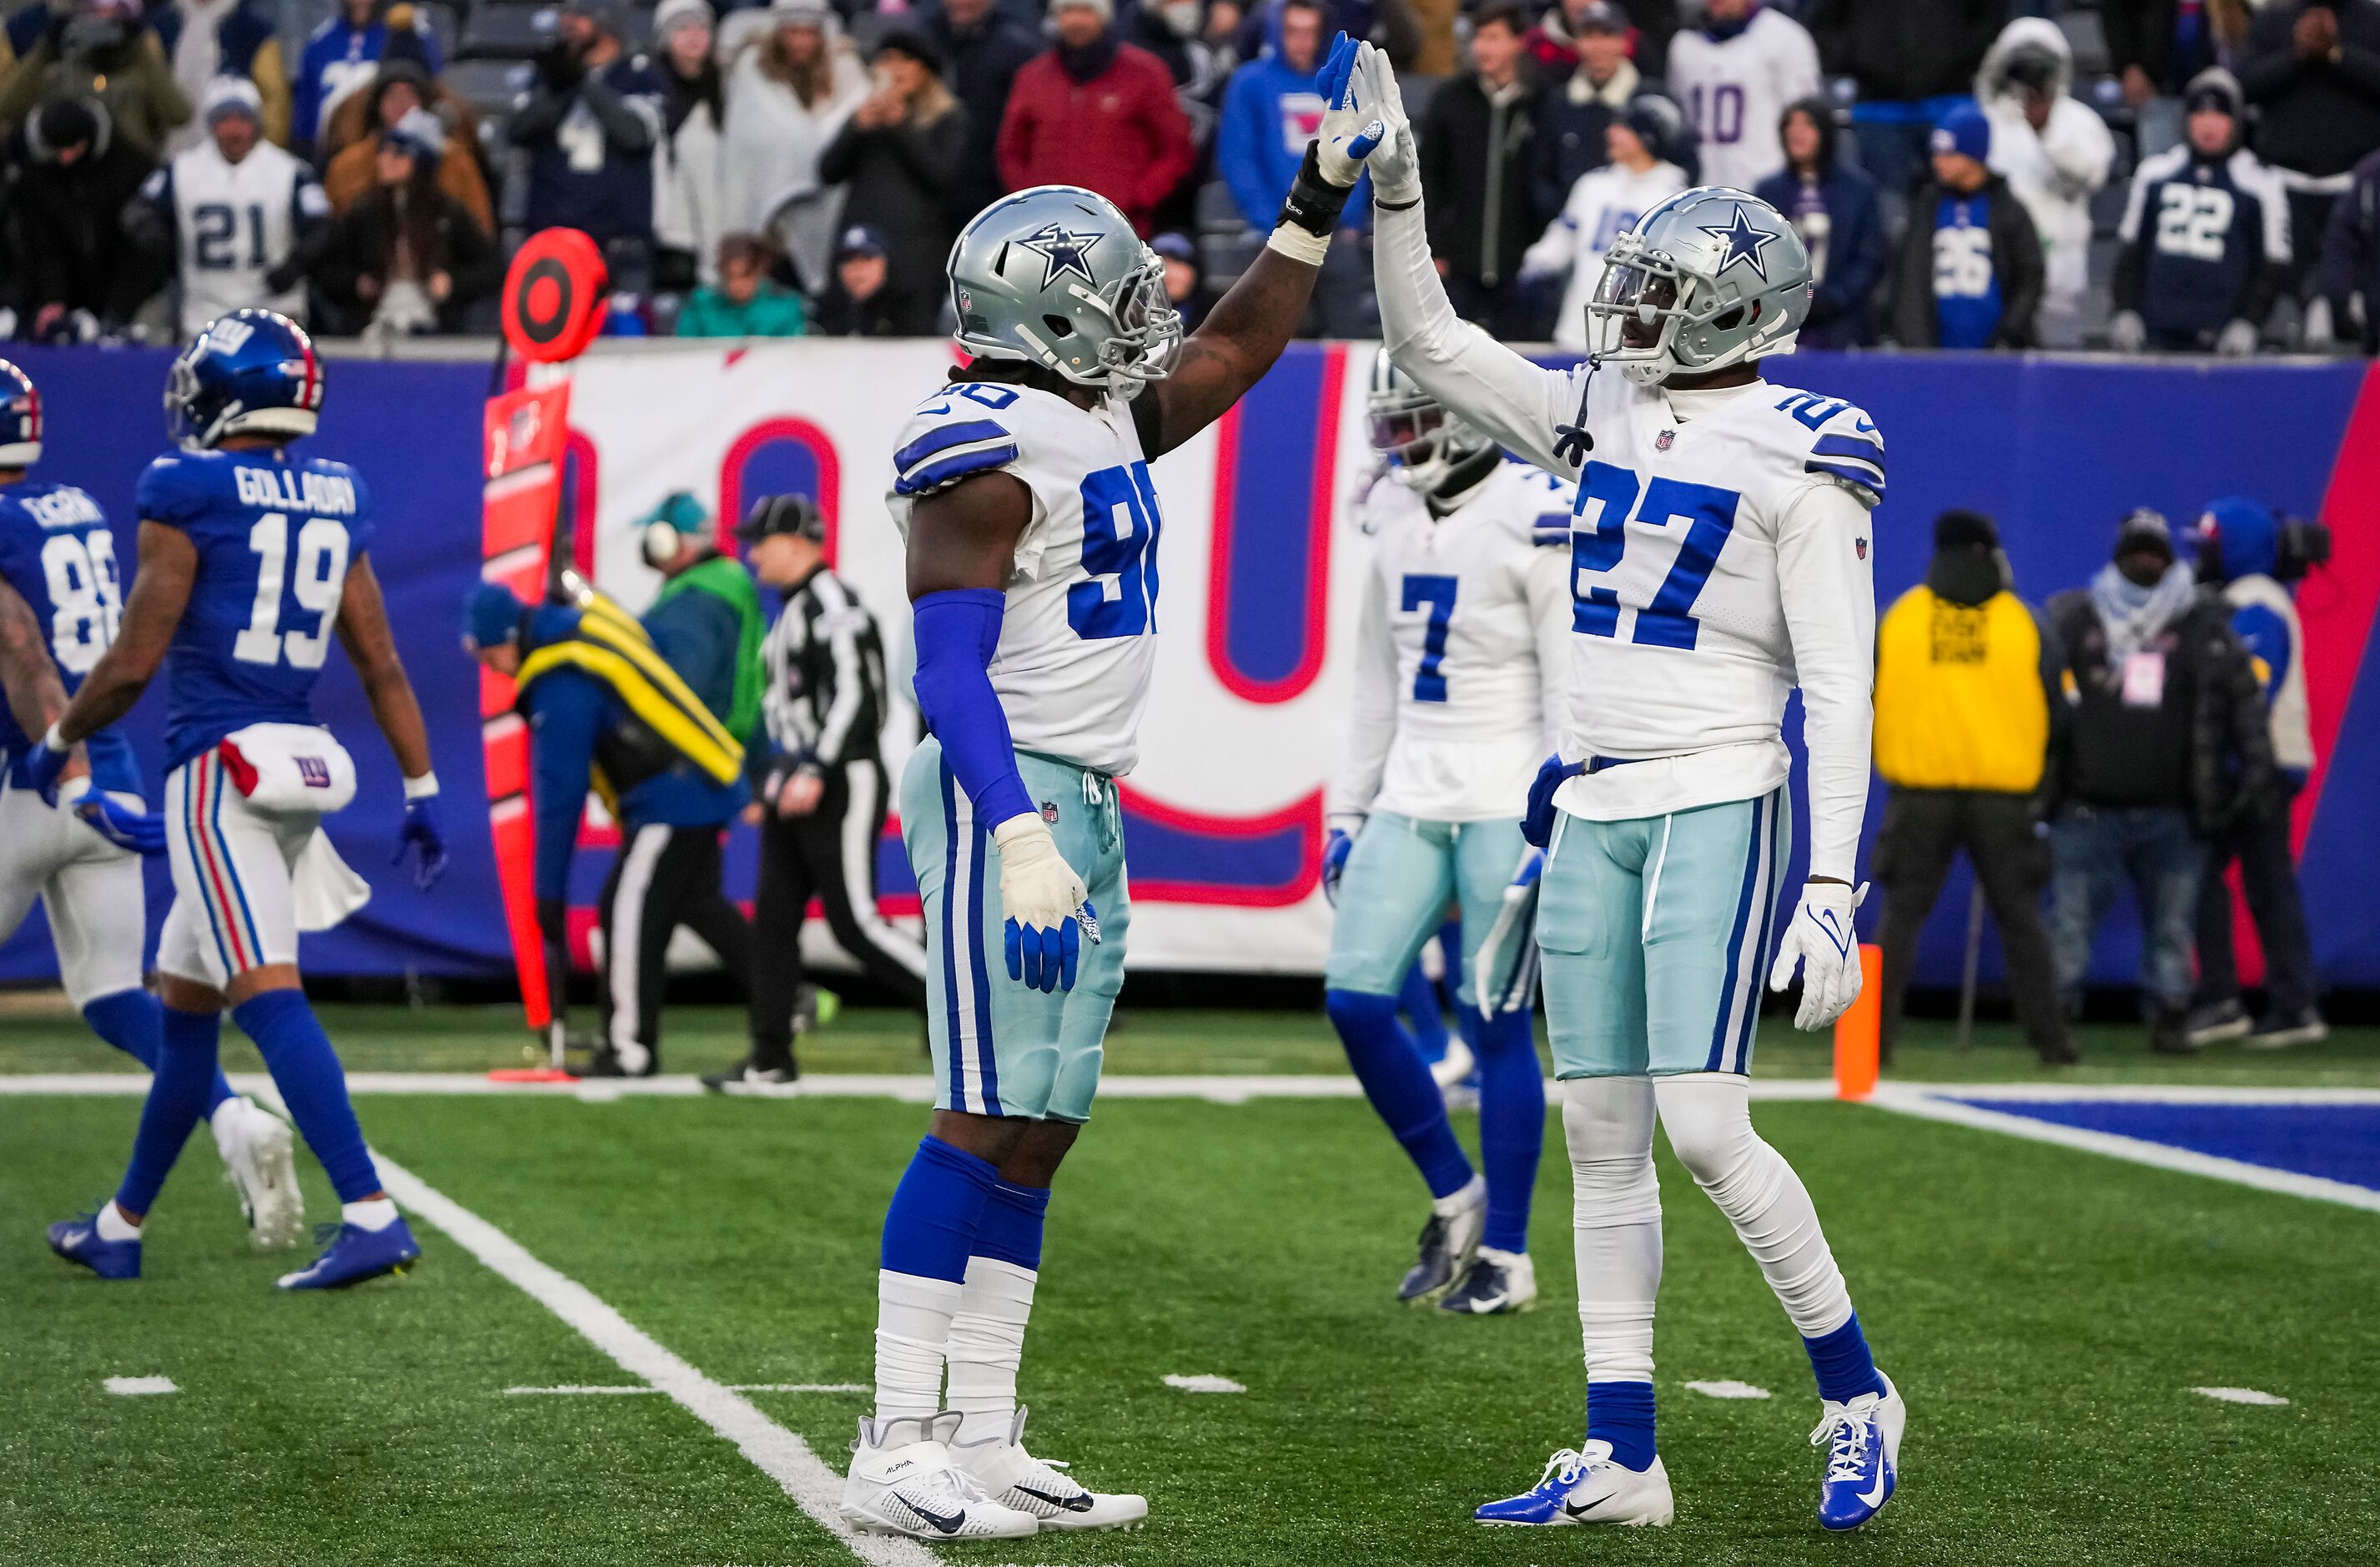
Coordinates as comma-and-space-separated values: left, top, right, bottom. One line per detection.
526, 674, 605, 902
911, 588, 1035, 830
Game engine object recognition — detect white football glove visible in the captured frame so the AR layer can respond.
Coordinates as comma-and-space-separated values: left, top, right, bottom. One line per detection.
2216, 317, 2258, 357
1312, 37, 1386, 189
1767, 879, 1869, 1031
1353, 43, 1421, 207
2106, 310, 2146, 353
991, 814, 1093, 993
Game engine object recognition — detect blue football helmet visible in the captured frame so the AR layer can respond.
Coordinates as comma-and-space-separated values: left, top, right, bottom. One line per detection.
0, 359, 41, 467
166, 309, 325, 450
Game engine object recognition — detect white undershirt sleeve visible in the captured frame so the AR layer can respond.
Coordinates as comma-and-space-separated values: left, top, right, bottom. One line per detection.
1774, 477, 1877, 884
1330, 559, 1398, 823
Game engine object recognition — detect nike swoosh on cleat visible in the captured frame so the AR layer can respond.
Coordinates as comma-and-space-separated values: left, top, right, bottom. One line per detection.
896, 1497, 964, 1534
1563, 1497, 1613, 1520
1856, 1471, 1889, 1509
1015, 1485, 1094, 1513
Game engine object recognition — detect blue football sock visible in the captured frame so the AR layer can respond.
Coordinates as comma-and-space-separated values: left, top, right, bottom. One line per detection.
1587, 1379, 1658, 1471
85, 989, 234, 1116
1804, 1314, 1887, 1403
1328, 987, 1473, 1199
114, 1005, 223, 1217
232, 990, 380, 1204
973, 1177, 1050, 1270
1474, 1006, 1545, 1254
1396, 960, 1448, 1062
880, 1136, 1000, 1282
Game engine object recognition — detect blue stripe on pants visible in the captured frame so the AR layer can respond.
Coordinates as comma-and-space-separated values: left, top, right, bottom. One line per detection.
1706, 792, 1769, 1073
1730, 797, 1783, 1074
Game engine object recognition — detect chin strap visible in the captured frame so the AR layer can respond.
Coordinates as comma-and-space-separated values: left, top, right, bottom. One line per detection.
1551, 355, 1601, 470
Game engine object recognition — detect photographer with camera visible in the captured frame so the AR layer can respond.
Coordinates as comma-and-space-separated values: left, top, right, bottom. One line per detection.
1975, 16, 2113, 349
0, 0, 189, 157
506, 0, 663, 294
2182, 499, 2331, 1049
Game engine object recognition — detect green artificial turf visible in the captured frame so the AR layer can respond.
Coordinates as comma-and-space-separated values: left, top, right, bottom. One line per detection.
6, 1082, 2378, 1565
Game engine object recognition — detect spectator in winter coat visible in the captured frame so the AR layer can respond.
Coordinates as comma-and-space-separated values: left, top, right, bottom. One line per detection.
149, 0, 289, 153
720, 0, 868, 294
291, 0, 441, 161
1665, 0, 1819, 194
309, 106, 501, 335
322, 58, 492, 234
674, 230, 809, 335
1887, 103, 2045, 349
997, 0, 1197, 236
0, 0, 191, 157
1753, 95, 1887, 348
924, 0, 1039, 228
2314, 144, 2380, 350
652, 0, 724, 293
2044, 509, 2276, 1056
1215, 0, 1371, 332
1419, 1, 1540, 336
2105, 0, 2241, 159
1154, 227, 1208, 329
1808, 0, 2003, 204
1521, 93, 1686, 351
0, 96, 154, 336
2111, 68, 2292, 355
1528, 0, 1663, 224
818, 28, 964, 336
508, 0, 666, 285
1975, 16, 2114, 349
810, 222, 903, 335
2181, 497, 2327, 1048
2237, 0, 2380, 295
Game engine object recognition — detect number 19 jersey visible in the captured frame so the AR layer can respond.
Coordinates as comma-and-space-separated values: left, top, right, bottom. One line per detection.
135, 447, 373, 771
888, 381, 1160, 778
0, 479, 138, 794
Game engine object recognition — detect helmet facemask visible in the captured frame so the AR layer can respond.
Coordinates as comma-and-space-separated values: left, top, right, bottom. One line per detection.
1583, 227, 1799, 385
1367, 381, 1491, 491
1081, 247, 1182, 400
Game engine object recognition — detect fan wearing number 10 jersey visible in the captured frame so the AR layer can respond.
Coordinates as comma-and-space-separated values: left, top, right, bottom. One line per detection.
1361, 48, 1902, 1535
28, 310, 449, 1294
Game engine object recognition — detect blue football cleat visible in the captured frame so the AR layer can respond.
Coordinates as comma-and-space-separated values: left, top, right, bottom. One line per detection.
276, 1217, 420, 1290
1475, 1442, 1673, 1528
48, 1212, 141, 1280
1812, 1372, 1905, 1530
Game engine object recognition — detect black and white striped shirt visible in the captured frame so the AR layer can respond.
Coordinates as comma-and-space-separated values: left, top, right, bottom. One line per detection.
761, 567, 888, 772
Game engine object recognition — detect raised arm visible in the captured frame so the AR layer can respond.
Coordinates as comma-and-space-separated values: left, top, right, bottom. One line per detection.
52, 521, 194, 746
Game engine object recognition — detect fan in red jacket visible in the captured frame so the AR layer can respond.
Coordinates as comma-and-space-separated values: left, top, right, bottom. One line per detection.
994, 0, 1196, 236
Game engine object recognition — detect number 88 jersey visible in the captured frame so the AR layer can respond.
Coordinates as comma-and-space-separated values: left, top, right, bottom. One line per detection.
888, 380, 1160, 778
134, 446, 372, 772
0, 479, 140, 794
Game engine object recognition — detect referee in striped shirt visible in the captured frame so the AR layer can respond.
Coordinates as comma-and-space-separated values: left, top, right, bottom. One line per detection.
711, 495, 928, 1087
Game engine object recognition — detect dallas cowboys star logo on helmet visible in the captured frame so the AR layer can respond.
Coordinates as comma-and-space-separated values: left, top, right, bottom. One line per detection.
1016, 222, 1104, 290
1698, 204, 1779, 282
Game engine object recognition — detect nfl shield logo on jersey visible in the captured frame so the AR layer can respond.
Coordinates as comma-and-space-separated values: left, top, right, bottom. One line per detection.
1656, 430, 1675, 451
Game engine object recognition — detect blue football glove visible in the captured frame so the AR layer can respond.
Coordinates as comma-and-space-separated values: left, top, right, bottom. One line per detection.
393, 795, 449, 891
1522, 756, 1585, 849
1321, 822, 1357, 907
73, 790, 168, 857
19, 730, 71, 807
993, 815, 1093, 993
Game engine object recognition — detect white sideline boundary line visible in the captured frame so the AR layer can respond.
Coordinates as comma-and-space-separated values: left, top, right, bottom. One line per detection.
1864, 1084, 2380, 1216
370, 1151, 937, 1567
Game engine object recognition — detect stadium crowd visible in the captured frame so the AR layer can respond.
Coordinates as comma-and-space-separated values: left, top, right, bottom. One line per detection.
3, 0, 2380, 348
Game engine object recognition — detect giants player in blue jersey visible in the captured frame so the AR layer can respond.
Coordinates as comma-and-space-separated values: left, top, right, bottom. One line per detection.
0, 360, 305, 1251
31, 310, 449, 1289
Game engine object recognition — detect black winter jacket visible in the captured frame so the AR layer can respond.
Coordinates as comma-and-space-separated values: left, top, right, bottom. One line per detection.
1807, 0, 2003, 103
1419, 70, 1542, 289
2237, 0, 2380, 179
1884, 174, 2045, 348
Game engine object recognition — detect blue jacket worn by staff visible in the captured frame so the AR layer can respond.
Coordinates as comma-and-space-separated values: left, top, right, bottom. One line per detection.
1215, 7, 1372, 229
2191, 496, 2316, 784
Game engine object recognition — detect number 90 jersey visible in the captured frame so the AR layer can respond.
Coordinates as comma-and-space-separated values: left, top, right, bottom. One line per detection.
0, 480, 139, 794
888, 380, 1160, 778
135, 447, 373, 772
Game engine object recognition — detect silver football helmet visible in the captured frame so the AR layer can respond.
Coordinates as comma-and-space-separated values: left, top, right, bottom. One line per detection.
1582, 187, 1813, 385
947, 185, 1182, 398
1366, 348, 1492, 491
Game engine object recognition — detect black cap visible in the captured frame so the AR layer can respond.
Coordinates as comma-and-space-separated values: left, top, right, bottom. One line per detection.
835, 224, 889, 261
873, 25, 943, 73
2115, 506, 2175, 564
1576, 0, 1628, 33
1933, 508, 1999, 552
737, 493, 827, 543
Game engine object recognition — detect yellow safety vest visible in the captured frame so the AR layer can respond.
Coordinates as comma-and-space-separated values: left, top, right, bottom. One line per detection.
515, 591, 744, 812
1873, 585, 2049, 794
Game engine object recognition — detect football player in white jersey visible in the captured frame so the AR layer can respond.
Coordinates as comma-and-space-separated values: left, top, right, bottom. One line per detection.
1323, 350, 1567, 1317
1355, 53, 1905, 1534
839, 34, 1391, 1542
1522, 95, 1692, 354
1664, 0, 1820, 194
128, 78, 329, 337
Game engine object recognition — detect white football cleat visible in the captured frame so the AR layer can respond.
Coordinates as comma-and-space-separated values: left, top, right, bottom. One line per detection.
1439, 1246, 1537, 1315
1812, 1371, 1905, 1531
952, 1406, 1148, 1531
840, 1412, 1039, 1540
1475, 1441, 1673, 1527
214, 1096, 304, 1251
1399, 1173, 1486, 1303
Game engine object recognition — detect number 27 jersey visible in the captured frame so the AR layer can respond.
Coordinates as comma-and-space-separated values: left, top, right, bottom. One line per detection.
888, 381, 1160, 778
135, 447, 373, 771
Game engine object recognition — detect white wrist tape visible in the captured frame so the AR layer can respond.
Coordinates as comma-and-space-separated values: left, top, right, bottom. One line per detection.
403, 771, 440, 802
1265, 223, 1333, 267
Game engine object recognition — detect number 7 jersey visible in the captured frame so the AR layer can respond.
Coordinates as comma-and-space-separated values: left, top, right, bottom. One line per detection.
888, 380, 1161, 778
135, 446, 372, 771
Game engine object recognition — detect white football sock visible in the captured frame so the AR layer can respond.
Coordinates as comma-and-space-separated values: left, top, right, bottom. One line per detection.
945, 1256, 1038, 1445
342, 1197, 400, 1232
1564, 1076, 1661, 1383
1433, 1171, 1487, 1219
1654, 1074, 1854, 1338
874, 1269, 963, 1424
98, 1201, 141, 1240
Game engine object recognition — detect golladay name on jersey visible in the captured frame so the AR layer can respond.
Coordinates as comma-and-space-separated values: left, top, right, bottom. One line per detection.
233, 465, 359, 515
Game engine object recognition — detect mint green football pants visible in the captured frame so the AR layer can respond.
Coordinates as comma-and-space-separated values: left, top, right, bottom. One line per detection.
1323, 812, 1531, 1010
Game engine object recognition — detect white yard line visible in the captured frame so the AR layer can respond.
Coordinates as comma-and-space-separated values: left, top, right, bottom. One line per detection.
504, 1383, 868, 1396
370, 1151, 937, 1567
1864, 1084, 2380, 1216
